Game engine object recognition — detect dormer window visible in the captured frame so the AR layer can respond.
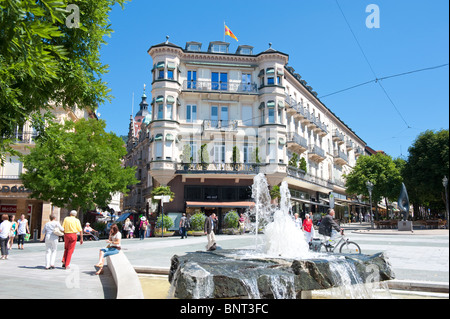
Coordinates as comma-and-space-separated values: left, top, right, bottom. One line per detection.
236, 45, 254, 55
185, 41, 202, 52
208, 41, 229, 53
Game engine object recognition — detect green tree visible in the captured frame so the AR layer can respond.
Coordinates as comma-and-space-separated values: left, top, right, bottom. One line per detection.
21, 119, 138, 219
344, 153, 403, 220
0, 0, 128, 159
402, 129, 449, 215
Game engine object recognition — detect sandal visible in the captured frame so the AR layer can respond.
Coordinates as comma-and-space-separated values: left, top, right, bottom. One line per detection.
94, 262, 103, 268
95, 268, 104, 275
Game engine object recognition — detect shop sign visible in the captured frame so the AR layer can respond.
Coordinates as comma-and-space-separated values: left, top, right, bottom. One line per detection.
0, 185, 32, 193
0, 205, 32, 214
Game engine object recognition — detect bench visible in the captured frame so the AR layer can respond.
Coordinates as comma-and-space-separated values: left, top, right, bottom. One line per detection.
107, 251, 144, 299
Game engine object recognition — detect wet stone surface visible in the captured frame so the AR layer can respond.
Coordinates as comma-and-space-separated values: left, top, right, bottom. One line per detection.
168, 249, 395, 299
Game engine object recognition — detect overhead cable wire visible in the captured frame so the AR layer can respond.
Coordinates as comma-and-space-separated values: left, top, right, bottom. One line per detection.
334, 0, 413, 129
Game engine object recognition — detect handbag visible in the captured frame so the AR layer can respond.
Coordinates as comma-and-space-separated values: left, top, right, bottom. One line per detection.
53, 227, 64, 237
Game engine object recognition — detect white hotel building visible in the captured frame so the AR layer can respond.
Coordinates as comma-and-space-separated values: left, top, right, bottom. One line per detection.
124, 40, 367, 229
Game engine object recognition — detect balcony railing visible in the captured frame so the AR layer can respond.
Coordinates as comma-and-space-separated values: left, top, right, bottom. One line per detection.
176, 163, 260, 175
309, 144, 325, 158
287, 132, 308, 150
183, 80, 258, 94
332, 130, 345, 144
3, 131, 37, 144
334, 150, 348, 164
311, 116, 328, 135
287, 166, 333, 189
202, 120, 239, 132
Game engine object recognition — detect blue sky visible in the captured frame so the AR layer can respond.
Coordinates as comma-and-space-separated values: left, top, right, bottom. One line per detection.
97, 0, 449, 159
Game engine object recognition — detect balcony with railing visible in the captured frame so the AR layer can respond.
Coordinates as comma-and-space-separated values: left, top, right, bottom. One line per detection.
287, 166, 333, 189
202, 120, 239, 133
3, 131, 38, 145
332, 129, 345, 145
333, 150, 348, 165
287, 132, 308, 153
176, 162, 260, 175
311, 116, 328, 136
345, 138, 354, 150
183, 80, 258, 94
355, 146, 364, 156
308, 144, 326, 162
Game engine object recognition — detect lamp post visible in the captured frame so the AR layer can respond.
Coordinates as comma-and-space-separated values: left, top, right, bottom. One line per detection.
443, 176, 449, 229
366, 181, 374, 229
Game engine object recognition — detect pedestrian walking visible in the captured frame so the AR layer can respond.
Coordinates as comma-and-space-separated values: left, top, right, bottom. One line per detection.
62, 210, 83, 269
17, 214, 29, 250
0, 214, 12, 260
42, 214, 64, 269
139, 217, 148, 240
294, 213, 302, 229
123, 218, 132, 238
302, 214, 315, 244
239, 213, 246, 235
179, 213, 188, 239
94, 224, 122, 275
204, 213, 217, 251
8, 215, 17, 250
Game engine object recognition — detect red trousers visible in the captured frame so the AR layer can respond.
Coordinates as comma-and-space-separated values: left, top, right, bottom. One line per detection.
63, 233, 78, 267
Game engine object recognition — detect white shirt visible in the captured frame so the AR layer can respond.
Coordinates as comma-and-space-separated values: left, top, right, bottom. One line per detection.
43, 220, 64, 242
0, 221, 12, 239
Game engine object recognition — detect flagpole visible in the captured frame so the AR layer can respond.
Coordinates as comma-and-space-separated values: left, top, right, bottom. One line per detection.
223, 21, 225, 42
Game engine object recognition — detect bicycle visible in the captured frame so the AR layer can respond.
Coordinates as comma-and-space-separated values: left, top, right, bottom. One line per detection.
311, 230, 362, 254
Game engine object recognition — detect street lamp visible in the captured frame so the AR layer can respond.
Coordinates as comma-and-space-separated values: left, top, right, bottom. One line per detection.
443, 176, 449, 229
366, 181, 374, 229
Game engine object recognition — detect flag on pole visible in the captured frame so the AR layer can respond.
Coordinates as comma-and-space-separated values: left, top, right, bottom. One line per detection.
224, 24, 238, 42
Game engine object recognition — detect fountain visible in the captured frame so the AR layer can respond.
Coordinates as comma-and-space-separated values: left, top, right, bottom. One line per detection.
168, 174, 395, 299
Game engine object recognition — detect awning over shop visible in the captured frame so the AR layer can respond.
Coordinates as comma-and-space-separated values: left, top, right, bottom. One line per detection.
186, 201, 255, 209
291, 197, 330, 208
115, 212, 132, 223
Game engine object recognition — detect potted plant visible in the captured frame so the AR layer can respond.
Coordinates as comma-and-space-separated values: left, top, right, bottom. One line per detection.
289, 153, 299, 168
187, 212, 206, 236
180, 144, 192, 170
299, 157, 307, 173
223, 210, 240, 235
199, 144, 209, 171
270, 185, 281, 204
155, 214, 174, 237
231, 146, 240, 171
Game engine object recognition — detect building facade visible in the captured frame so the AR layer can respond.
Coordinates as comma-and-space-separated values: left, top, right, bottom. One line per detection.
0, 107, 97, 240
125, 40, 368, 230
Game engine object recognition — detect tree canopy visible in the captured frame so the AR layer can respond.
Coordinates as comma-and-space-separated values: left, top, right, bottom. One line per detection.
344, 152, 403, 210
402, 129, 449, 208
0, 0, 127, 158
21, 119, 138, 213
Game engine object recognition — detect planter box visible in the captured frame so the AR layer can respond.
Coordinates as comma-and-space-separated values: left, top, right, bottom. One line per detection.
222, 228, 240, 235
154, 230, 175, 237
187, 231, 205, 237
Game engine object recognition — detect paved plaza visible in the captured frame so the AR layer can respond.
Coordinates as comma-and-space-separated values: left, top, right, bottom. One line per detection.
0, 223, 448, 299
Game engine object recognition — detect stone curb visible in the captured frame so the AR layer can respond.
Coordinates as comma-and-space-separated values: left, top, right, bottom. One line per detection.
387, 280, 449, 293
107, 251, 144, 299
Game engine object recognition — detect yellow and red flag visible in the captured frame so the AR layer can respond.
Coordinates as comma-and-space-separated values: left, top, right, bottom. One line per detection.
225, 25, 238, 42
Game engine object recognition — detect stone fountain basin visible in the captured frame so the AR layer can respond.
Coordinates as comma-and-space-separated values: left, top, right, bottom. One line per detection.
169, 249, 395, 299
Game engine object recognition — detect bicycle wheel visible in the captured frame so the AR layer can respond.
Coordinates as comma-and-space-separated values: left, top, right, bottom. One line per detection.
339, 241, 361, 254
